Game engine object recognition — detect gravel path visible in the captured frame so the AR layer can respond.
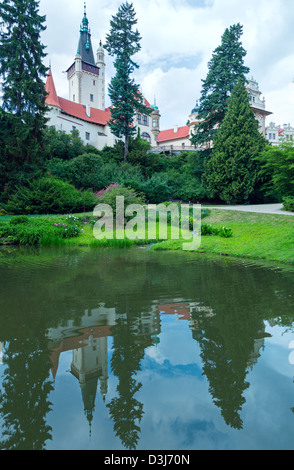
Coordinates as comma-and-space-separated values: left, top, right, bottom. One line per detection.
202, 203, 294, 216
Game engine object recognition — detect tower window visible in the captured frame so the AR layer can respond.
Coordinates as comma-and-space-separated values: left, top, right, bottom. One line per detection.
93, 80, 96, 86
73, 94, 75, 102
141, 132, 151, 143
90, 94, 94, 102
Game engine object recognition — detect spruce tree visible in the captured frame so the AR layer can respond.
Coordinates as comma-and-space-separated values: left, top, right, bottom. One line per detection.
202, 77, 266, 204
0, 0, 48, 191
191, 24, 249, 158
104, 2, 150, 161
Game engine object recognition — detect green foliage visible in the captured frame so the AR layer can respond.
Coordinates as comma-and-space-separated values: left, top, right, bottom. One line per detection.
283, 196, 294, 212
0, 215, 82, 245
191, 23, 249, 152
42, 127, 87, 161
140, 174, 172, 204
97, 184, 145, 215
9, 215, 29, 225
3, 176, 97, 215
201, 223, 233, 237
256, 142, 294, 200
203, 78, 266, 204
104, 2, 151, 160
0, 0, 48, 170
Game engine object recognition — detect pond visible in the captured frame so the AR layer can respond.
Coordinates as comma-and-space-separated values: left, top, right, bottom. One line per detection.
0, 246, 293, 450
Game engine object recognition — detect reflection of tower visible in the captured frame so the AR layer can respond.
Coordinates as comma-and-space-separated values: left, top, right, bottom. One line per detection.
70, 333, 109, 432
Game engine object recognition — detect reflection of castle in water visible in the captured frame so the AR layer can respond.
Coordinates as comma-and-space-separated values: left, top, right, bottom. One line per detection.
46, 300, 267, 430
47, 304, 160, 428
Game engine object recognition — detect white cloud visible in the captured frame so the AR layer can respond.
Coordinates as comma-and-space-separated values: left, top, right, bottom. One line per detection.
39, 0, 294, 130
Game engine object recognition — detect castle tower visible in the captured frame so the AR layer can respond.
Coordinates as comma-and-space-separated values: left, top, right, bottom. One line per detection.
96, 40, 106, 110
150, 98, 161, 141
66, 3, 105, 112
246, 76, 272, 136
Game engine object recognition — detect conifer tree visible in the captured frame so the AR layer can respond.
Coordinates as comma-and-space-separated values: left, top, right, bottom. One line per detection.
104, 2, 150, 162
0, 0, 48, 182
191, 24, 249, 158
202, 77, 266, 204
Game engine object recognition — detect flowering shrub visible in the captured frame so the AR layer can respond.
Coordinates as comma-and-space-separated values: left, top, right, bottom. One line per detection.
95, 183, 120, 198
53, 218, 81, 238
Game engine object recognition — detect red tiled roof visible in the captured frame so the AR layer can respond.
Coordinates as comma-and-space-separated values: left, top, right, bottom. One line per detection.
58, 97, 111, 126
157, 125, 189, 143
45, 70, 111, 126
45, 69, 61, 109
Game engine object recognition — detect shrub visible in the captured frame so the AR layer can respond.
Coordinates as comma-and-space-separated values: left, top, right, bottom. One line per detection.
4, 177, 97, 215
0, 215, 83, 245
283, 196, 294, 212
200, 223, 233, 237
97, 184, 145, 217
140, 174, 172, 203
9, 215, 29, 225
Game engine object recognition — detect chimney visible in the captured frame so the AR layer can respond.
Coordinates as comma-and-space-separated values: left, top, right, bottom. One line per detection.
174, 125, 178, 133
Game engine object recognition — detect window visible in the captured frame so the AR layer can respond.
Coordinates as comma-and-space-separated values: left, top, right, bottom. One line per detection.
143, 115, 148, 125
90, 94, 94, 102
273, 134, 276, 140
141, 132, 151, 143
137, 114, 141, 123
73, 94, 75, 102
85, 132, 90, 141
152, 119, 158, 128
72, 126, 76, 130
269, 133, 272, 139
93, 80, 96, 86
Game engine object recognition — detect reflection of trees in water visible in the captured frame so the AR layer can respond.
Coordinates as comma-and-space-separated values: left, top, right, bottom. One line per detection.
0, 337, 53, 450
107, 302, 155, 450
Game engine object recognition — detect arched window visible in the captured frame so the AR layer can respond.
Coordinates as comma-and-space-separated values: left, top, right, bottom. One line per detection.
141, 132, 151, 143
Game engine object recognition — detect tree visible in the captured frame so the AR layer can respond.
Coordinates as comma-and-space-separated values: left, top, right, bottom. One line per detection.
191, 24, 249, 159
104, 2, 151, 162
0, 0, 48, 192
202, 77, 266, 204
255, 141, 294, 200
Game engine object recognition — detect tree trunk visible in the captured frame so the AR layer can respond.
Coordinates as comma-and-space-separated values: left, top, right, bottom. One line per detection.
124, 135, 129, 162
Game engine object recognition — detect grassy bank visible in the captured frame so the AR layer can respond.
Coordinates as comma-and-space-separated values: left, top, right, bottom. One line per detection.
0, 209, 293, 265
151, 209, 294, 265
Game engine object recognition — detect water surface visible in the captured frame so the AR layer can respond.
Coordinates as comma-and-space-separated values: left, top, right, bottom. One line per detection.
0, 247, 293, 450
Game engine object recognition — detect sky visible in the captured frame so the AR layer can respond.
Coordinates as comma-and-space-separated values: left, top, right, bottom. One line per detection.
39, 0, 294, 131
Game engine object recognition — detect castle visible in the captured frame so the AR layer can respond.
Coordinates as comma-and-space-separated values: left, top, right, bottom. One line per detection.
45, 6, 291, 154
45, 5, 160, 150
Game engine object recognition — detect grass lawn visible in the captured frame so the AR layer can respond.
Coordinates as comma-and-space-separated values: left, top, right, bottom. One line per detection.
151, 209, 294, 265
1, 209, 293, 265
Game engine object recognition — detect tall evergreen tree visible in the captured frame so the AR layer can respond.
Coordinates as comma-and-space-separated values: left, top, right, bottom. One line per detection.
191, 24, 249, 158
104, 2, 150, 162
0, 0, 48, 194
202, 77, 266, 204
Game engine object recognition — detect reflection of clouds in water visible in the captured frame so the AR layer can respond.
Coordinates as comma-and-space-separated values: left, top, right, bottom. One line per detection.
145, 314, 203, 368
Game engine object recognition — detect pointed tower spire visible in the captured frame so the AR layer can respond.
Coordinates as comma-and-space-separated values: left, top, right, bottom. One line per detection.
77, 2, 95, 65
45, 69, 61, 109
